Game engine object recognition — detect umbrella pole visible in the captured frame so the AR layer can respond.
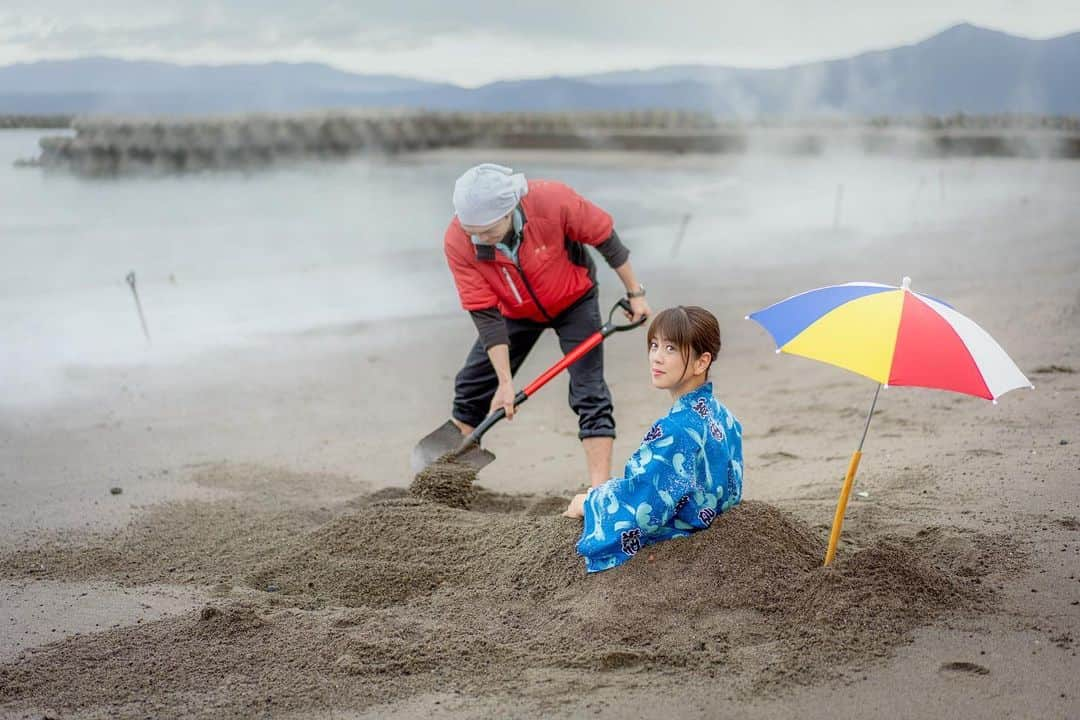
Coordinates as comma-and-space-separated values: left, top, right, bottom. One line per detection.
823, 383, 881, 566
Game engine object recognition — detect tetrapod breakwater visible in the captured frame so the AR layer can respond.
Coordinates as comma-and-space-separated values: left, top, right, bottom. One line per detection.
20, 111, 1080, 174
0, 114, 74, 129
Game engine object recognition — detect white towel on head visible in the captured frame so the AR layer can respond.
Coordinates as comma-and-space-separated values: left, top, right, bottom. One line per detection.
452, 163, 528, 227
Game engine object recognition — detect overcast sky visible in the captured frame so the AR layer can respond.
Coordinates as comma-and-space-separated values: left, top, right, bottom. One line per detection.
2, 1, 1078, 86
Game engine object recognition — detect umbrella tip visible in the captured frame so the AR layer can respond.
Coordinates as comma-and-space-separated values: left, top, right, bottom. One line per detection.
902, 276, 912, 291
744, 315, 750, 320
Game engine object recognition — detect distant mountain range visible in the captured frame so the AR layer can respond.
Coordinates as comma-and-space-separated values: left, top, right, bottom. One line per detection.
1, 23, 1077, 117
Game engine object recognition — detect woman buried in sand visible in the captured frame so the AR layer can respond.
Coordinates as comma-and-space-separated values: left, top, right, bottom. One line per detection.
564, 306, 744, 573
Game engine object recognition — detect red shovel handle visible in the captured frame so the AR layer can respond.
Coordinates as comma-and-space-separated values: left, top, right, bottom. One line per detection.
522, 331, 603, 397
521, 298, 644, 396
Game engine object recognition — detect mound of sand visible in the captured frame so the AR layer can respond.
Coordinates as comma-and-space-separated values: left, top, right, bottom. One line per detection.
0, 473, 1017, 719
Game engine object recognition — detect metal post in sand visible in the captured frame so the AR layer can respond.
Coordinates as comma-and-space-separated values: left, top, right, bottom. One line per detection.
125, 271, 151, 344
671, 212, 692, 257
910, 176, 928, 228
833, 184, 844, 230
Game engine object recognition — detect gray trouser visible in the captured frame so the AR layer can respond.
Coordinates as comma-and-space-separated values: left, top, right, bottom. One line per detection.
452, 289, 615, 440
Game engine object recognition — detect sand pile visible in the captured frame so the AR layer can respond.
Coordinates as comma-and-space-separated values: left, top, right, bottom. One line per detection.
407, 449, 550, 510
409, 459, 479, 508
0, 480, 1017, 719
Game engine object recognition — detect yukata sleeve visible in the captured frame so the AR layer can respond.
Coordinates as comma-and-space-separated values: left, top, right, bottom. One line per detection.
576, 421, 700, 572
724, 415, 744, 509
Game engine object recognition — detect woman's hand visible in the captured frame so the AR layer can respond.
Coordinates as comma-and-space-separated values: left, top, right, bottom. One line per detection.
562, 492, 587, 519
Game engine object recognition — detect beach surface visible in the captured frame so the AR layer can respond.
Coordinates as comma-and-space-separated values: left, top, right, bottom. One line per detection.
1, 148, 1078, 718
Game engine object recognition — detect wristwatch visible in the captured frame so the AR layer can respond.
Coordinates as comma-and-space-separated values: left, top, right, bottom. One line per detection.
626, 284, 646, 298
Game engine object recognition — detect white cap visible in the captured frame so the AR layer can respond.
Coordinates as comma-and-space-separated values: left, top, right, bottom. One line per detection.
452, 163, 529, 227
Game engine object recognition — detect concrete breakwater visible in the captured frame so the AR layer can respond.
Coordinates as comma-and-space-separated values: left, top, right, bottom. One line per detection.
26, 111, 1080, 174
0, 114, 73, 129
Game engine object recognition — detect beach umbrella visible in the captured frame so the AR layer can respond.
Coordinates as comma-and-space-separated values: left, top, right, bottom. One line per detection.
747, 277, 1032, 566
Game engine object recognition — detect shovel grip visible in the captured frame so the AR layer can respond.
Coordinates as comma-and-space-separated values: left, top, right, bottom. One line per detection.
604, 298, 647, 334
458, 390, 528, 450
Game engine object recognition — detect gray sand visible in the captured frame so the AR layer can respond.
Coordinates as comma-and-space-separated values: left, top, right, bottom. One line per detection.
0, 464, 1016, 718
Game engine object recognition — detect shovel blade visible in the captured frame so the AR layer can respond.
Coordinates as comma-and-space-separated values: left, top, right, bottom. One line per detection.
411, 420, 497, 474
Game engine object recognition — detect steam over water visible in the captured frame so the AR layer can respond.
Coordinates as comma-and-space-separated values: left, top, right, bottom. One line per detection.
2, 128, 1077, 406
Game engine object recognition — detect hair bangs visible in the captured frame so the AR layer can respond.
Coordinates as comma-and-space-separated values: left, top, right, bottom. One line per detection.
647, 307, 693, 356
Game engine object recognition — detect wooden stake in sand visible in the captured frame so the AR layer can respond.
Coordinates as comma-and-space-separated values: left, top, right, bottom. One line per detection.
670, 212, 692, 258
125, 271, 151, 344
910, 176, 927, 227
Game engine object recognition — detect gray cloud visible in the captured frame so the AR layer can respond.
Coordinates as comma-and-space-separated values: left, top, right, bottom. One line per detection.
2, 0, 1078, 84
0, 4, 449, 54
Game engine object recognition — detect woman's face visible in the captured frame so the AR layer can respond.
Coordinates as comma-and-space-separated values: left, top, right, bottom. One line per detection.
648, 336, 692, 390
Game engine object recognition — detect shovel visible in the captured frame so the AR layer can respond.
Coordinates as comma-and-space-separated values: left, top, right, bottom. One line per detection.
411, 298, 647, 474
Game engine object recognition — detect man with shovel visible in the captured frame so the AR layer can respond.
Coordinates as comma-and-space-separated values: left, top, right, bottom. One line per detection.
442, 163, 650, 488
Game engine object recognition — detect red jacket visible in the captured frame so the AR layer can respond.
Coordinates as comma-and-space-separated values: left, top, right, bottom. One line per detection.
444, 180, 614, 322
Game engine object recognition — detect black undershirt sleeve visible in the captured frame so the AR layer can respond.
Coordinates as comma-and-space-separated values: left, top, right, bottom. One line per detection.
595, 229, 630, 268
469, 307, 509, 350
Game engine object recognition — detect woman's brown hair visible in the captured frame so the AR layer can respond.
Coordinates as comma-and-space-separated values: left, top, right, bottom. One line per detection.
646, 306, 722, 377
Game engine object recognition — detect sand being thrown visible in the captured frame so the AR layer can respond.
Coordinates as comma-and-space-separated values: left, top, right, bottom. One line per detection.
0, 468, 1017, 719
409, 457, 479, 508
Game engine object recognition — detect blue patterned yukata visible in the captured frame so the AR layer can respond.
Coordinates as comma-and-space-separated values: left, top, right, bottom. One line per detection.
576, 382, 744, 573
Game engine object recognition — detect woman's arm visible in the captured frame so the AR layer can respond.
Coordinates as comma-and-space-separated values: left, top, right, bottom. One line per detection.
563, 493, 587, 518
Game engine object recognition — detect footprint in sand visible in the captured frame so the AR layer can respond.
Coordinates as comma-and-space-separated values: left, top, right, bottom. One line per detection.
760, 450, 800, 465
1032, 365, 1075, 375
968, 448, 1003, 457
1055, 517, 1080, 531
762, 424, 812, 438
939, 661, 990, 675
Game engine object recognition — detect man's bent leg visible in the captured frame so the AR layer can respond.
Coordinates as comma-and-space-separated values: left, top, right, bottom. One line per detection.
450, 417, 475, 436
451, 320, 544, 436
552, 290, 617, 486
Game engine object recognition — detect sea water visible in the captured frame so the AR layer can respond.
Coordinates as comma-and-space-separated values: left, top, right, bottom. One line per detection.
2, 127, 1073, 406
